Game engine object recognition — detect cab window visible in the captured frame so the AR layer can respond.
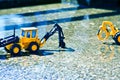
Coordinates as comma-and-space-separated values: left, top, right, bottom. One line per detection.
21, 30, 25, 37
32, 30, 36, 38
27, 32, 30, 38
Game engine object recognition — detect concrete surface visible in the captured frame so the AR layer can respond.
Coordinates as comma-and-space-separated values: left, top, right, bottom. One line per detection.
0, 3, 120, 80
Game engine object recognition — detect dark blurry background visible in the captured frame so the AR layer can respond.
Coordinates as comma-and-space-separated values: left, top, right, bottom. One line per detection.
0, 0, 61, 9
77, 0, 119, 7
0, 0, 120, 9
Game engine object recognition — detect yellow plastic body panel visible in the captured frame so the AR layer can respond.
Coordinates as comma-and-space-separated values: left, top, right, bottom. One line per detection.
39, 38, 46, 48
5, 43, 13, 51
5, 27, 47, 51
19, 37, 40, 49
97, 21, 119, 41
20, 27, 47, 49
5, 43, 21, 51
20, 27, 39, 49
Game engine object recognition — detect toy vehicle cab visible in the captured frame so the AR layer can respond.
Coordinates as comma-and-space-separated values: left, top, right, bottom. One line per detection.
21, 27, 38, 38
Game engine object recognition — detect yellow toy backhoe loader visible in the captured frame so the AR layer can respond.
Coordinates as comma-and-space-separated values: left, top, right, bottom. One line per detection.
97, 21, 120, 44
0, 23, 66, 56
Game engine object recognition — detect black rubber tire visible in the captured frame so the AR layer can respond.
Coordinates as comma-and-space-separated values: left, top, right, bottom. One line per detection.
4, 47, 10, 53
28, 42, 39, 53
10, 44, 21, 56
113, 32, 120, 45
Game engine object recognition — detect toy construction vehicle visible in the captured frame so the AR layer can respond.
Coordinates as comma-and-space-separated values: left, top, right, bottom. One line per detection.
0, 23, 66, 56
97, 21, 120, 44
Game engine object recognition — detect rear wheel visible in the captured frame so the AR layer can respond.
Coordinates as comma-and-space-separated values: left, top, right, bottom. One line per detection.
28, 42, 39, 53
113, 32, 120, 45
10, 44, 21, 56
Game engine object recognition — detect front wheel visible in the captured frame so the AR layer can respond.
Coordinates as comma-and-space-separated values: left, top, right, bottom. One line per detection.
28, 42, 39, 53
113, 32, 120, 45
10, 44, 21, 56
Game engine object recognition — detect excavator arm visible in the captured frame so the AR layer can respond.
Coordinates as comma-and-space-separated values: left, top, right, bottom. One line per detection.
40, 23, 66, 48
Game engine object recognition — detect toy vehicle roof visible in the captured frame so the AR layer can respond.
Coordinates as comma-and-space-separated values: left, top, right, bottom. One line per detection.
21, 27, 38, 31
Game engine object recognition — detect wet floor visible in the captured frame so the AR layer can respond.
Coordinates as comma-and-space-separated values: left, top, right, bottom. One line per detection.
0, 3, 120, 80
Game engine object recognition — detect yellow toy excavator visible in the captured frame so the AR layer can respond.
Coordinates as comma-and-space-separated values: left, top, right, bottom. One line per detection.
97, 21, 120, 44
0, 23, 66, 56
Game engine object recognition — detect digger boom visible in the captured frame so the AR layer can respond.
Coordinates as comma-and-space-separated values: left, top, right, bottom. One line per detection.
41, 23, 65, 48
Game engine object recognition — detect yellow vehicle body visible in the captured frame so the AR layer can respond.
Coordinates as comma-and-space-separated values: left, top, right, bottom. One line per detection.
97, 21, 120, 44
2, 23, 65, 56
5, 27, 46, 56
19, 27, 44, 49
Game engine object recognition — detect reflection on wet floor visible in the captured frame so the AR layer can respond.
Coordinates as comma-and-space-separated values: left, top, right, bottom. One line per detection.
99, 44, 115, 62
98, 41, 120, 62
